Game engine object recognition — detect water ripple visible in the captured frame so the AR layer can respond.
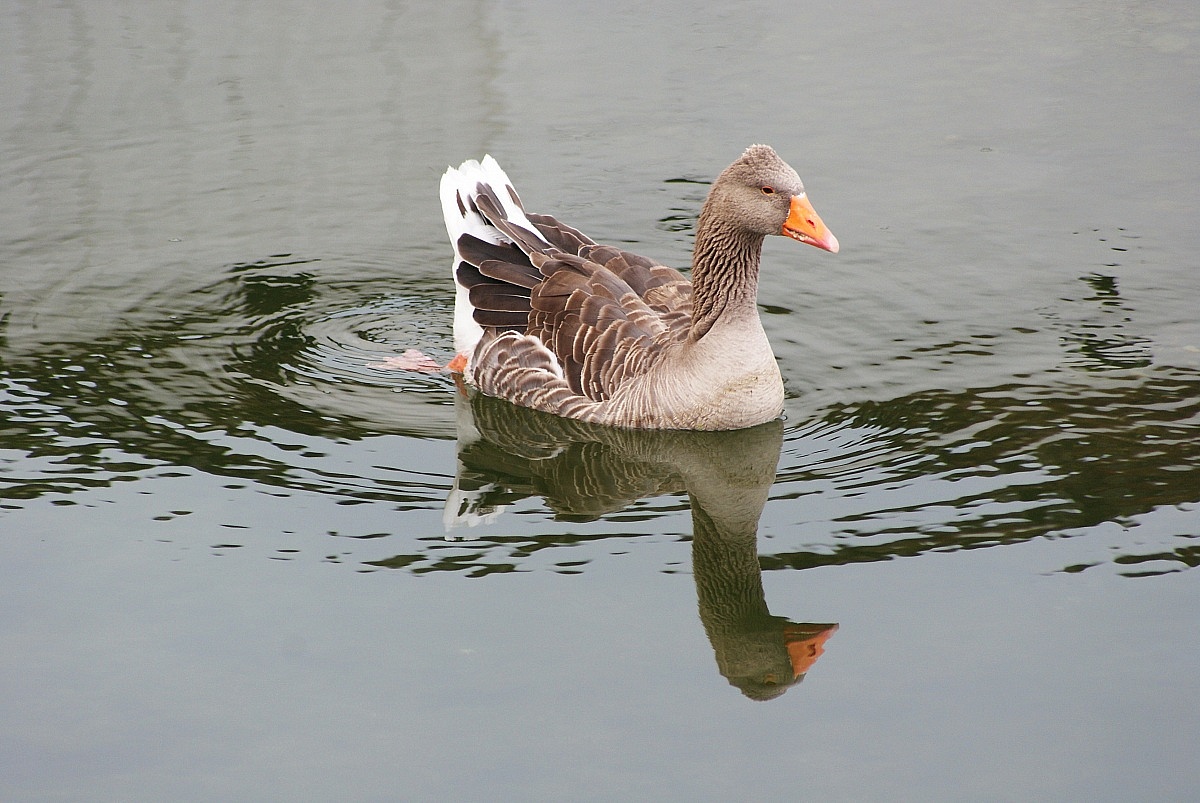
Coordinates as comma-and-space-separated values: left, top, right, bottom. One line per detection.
2, 249, 1198, 578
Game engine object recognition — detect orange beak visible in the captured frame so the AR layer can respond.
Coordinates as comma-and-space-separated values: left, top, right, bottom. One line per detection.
783, 194, 839, 253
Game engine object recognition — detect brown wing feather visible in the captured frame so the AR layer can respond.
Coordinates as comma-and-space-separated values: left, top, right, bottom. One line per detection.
529, 212, 596, 253
457, 233, 524, 266
526, 262, 672, 402
460, 192, 694, 405
471, 331, 601, 421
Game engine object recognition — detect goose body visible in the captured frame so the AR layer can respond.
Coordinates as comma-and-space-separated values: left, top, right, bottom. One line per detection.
439, 145, 838, 431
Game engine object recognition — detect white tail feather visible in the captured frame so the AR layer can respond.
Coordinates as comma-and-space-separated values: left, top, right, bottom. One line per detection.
440, 155, 548, 356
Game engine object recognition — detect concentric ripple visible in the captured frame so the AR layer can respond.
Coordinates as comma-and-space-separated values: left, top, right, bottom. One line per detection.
287, 292, 458, 389
212, 264, 462, 437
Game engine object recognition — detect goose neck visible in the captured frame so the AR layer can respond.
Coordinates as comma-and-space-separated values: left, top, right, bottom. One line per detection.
689, 214, 766, 340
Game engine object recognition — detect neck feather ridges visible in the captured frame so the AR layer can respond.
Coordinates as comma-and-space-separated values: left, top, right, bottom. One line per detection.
688, 212, 766, 341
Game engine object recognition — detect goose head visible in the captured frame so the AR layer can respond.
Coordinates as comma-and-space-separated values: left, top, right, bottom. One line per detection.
709, 144, 840, 253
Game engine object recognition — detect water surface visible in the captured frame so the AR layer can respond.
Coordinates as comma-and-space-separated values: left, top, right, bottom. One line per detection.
2, 1, 1199, 799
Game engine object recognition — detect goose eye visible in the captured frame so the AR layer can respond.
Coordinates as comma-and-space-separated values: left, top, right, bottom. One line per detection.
760, 186, 775, 195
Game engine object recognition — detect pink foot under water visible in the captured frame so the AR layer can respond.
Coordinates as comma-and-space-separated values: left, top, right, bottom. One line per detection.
367, 349, 466, 374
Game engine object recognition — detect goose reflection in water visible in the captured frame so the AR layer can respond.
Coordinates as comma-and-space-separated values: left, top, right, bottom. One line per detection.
448, 391, 837, 700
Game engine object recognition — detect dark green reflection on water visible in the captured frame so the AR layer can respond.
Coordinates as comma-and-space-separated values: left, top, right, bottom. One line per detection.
768, 370, 1200, 575
1, 258, 1198, 581
0, 259, 455, 506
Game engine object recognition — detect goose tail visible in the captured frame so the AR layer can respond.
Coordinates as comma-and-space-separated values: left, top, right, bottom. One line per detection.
440, 156, 548, 358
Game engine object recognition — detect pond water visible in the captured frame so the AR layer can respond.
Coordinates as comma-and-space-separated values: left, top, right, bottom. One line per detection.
3, 1, 1199, 799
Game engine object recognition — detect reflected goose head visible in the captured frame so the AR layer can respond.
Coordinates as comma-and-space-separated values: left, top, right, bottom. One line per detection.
709, 144, 839, 253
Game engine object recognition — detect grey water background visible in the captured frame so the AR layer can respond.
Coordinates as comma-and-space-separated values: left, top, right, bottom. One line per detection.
3, 0, 1199, 799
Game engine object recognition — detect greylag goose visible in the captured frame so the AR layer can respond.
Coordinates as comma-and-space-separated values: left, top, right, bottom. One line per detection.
440, 144, 838, 431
